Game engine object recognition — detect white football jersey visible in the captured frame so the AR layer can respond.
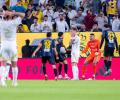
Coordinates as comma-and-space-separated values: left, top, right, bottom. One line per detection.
0, 17, 21, 42
71, 35, 80, 56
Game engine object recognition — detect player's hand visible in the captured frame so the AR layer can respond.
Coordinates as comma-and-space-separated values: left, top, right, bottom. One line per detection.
32, 53, 36, 58
56, 56, 59, 60
99, 49, 103, 53
95, 52, 99, 56
4, 11, 13, 16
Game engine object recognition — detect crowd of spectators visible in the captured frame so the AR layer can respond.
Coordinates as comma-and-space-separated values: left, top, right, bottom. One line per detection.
0, 0, 120, 33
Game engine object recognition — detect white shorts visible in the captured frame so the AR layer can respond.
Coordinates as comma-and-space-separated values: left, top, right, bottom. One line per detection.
0, 41, 18, 62
71, 52, 80, 63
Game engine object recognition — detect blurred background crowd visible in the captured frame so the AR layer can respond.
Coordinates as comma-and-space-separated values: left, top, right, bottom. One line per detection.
0, 0, 120, 33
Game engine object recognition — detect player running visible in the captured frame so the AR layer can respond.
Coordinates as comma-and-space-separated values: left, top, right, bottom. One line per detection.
82, 33, 101, 80
100, 24, 118, 76
0, 10, 25, 87
32, 32, 58, 80
70, 26, 80, 80
55, 32, 69, 80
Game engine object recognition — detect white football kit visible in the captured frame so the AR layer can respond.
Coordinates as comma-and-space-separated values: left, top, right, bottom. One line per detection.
71, 35, 80, 63
0, 17, 21, 62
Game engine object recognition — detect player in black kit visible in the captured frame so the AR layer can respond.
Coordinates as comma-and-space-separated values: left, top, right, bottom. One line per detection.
55, 32, 70, 80
100, 24, 119, 76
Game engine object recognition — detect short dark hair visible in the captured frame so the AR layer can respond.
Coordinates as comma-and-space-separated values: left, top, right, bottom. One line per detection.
44, 15, 48, 17
90, 33, 95, 36
34, 17, 38, 20
58, 32, 63, 37
47, 32, 52, 37
25, 39, 30, 45
104, 24, 111, 28
71, 25, 78, 31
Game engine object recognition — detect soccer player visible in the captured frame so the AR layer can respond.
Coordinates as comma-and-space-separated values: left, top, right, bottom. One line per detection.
55, 32, 69, 80
100, 24, 118, 76
0, 10, 25, 87
70, 26, 80, 80
32, 32, 58, 80
82, 33, 101, 80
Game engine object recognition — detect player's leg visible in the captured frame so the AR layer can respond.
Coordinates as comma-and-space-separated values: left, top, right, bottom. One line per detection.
49, 57, 58, 80
10, 46, 19, 87
63, 60, 70, 80
92, 53, 101, 79
42, 57, 48, 80
82, 55, 93, 80
58, 62, 63, 80
104, 56, 112, 76
11, 61, 18, 87
71, 62, 79, 80
5, 61, 11, 80
103, 47, 110, 73
71, 53, 79, 80
0, 60, 7, 87
104, 48, 114, 76
0, 48, 10, 87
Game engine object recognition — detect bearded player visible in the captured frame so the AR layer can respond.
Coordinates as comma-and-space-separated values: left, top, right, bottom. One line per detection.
81, 33, 101, 80
0, 10, 25, 87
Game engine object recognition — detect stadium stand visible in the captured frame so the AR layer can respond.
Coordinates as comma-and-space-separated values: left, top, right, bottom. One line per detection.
0, 0, 120, 33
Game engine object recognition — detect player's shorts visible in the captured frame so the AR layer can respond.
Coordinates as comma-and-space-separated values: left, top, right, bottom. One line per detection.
0, 41, 18, 62
104, 47, 114, 57
85, 52, 101, 63
71, 52, 80, 63
57, 53, 67, 63
42, 56, 55, 65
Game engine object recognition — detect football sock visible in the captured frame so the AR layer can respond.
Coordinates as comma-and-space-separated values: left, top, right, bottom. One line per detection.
104, 60, 109, 71
58, 64, 62, 75
43, 65, 46, 75
0, 66, 6, 80
5, 65, 10, 78
93, 65, 97, 75
82, 66, 86, 77
107, 61, 112, 70
64, 64, 68, 74
12, 67, 18, 83
54, 69, 57, 77
72, 66, 79, 79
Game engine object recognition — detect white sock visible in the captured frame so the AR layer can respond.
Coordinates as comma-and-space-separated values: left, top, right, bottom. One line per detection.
72, 66, 79, 79
12, 67, 18, 83
75, 65, 79, 79
5, 65, 10, 78
0, 66, 6, 80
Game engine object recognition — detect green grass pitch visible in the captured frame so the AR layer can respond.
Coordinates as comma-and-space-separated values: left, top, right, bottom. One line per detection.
0, 80, 120, 100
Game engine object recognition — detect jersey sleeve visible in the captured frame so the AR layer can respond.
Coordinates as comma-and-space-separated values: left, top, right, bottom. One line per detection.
100, 31, 106, 49
13, 17, 22, 26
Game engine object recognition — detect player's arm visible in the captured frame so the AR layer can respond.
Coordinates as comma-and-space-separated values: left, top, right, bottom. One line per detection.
115, 36, 119, 51
53, 47, 58, 58
53, 40, 59, 59
100, 31, 105, 49
95, 40, 101, 56
4, 11, 25, 18
32, 43, 42, 57
82, 42, 89, 54
14, 12, 25, 19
